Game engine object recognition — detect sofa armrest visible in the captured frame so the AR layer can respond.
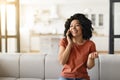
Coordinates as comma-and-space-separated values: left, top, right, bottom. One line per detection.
99, 54, 120, 80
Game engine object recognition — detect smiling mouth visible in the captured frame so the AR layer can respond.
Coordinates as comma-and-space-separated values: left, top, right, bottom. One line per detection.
71, 30, 78, 34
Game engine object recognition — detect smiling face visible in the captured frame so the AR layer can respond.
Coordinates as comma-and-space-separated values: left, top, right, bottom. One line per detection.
69, 19, 82, 37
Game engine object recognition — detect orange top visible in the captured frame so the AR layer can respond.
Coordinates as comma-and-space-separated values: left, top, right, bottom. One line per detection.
59, 38, 96, 80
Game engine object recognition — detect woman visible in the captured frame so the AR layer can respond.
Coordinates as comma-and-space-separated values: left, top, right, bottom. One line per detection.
58, 13, 98, 80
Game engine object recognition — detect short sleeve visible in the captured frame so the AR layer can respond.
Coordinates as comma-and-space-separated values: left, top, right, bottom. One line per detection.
59, 38, 67, 48
89, 41, 96, 53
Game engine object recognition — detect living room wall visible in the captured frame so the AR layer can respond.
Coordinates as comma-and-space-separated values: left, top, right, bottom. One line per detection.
20, 0, 110, 53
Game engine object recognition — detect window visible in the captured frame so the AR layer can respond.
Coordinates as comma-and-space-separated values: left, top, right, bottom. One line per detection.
0, 0, 20, 52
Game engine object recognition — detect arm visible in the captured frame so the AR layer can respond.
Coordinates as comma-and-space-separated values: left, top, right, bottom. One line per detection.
58, 43, 72, 65
58, 29, 73, 65
87, 52, 98, 69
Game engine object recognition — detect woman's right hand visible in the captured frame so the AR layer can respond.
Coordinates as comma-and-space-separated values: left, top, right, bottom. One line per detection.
66, 29, 73, 44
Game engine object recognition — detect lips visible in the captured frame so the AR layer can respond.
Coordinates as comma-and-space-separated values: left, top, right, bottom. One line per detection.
71, 30, 78, 33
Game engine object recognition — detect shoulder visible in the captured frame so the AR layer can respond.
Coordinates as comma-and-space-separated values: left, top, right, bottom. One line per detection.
59, 38, 68, 47
87, 40, 96, 52
60, 38, 67, 43
88, 40, 95, 43
86, 40, 96, 46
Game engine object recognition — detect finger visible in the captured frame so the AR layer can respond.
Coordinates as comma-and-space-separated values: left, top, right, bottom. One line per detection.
66, 30, 70, 36
91, 52, 97, 59
90, 53, 94, 59
92, 53, 98, 58
94, 52, 98, 58
93, 53, 97, 58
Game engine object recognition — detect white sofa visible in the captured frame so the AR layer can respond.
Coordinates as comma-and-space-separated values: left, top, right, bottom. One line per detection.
0, 53, 120, 80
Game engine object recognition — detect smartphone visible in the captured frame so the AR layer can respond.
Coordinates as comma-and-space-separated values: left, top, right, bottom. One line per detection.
68, 32, 72, 39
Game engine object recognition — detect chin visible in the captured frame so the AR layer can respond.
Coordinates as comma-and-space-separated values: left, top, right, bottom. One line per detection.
72, 35, 77, 37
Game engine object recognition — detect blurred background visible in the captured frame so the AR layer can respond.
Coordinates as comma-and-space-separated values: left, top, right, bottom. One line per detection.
0, 0, 120, 54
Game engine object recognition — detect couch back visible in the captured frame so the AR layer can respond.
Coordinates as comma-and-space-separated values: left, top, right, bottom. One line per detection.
19, 53, 45, 79
0, 53, 20, 77
1, 53, 120, 80
0, 53, 99, 80
45, 54, 62, 80
0, 53, 45, 80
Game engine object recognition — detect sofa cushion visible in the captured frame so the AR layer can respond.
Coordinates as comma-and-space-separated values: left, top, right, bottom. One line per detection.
45, 54, 62, 80
99, 54, 120, 80
0, 77, 16, 80
17, 78, 43, 80
0, 53, 20, 77
20, 54, 45, 79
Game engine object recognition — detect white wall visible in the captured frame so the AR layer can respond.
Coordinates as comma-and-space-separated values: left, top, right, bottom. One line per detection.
20, 0, 110, 53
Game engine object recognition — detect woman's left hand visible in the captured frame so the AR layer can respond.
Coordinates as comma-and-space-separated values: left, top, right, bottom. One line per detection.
88, 52, 98, 60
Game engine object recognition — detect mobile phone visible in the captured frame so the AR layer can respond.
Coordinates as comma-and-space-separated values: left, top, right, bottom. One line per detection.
68, 32, 72, 39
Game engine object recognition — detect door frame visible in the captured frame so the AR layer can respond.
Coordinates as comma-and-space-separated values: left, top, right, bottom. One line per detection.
109, 0, 120, 54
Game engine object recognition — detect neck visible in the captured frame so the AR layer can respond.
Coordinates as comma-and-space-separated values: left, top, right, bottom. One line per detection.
72, 36, 84, 44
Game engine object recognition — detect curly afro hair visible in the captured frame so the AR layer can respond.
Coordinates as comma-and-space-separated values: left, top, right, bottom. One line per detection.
64, 13, 94, 40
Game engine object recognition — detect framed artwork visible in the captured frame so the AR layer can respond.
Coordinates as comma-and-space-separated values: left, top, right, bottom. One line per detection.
99, 14, 103, 26
91, 14, 96, 26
